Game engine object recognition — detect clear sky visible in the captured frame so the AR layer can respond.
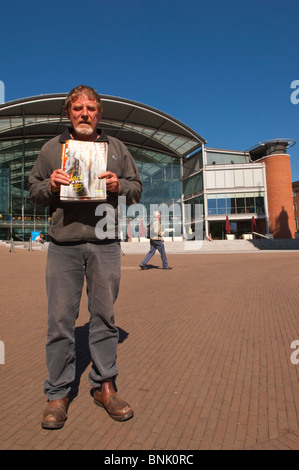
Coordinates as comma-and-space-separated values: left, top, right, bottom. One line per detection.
1, 0, 299, 179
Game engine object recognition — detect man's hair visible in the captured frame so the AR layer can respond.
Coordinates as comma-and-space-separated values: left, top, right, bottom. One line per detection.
64, 85, 103, 115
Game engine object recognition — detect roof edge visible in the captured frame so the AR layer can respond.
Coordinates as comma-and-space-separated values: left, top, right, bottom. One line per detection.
0, 93, 207, 146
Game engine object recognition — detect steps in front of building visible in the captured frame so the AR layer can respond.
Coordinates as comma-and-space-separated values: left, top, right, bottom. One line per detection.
2, 238, 299, 254
121, 238, 299, 254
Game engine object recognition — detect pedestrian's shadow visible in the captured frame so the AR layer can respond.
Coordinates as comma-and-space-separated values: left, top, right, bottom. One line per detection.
69, 322, 129, 402
141, 264, 160, 270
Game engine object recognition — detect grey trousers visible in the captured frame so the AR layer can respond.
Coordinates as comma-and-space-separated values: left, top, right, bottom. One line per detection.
44, 241, 121, 400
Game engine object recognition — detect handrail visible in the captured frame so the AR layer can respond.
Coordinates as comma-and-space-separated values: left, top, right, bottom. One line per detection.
252, 232, 272, 239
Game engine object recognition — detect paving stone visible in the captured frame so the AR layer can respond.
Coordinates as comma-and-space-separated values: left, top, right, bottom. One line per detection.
1, 247, 299, 450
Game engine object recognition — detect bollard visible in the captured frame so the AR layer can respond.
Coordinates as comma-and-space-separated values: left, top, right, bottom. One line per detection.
28, 237, 32, 252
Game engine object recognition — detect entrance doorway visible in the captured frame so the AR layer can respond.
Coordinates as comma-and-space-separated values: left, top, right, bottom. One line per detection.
209, 220, 252, 239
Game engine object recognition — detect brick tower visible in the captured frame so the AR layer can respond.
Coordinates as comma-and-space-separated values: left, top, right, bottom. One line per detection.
249, 140, 296, 239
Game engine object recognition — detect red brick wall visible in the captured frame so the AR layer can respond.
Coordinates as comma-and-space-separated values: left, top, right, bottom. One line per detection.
261, 154, 295, 238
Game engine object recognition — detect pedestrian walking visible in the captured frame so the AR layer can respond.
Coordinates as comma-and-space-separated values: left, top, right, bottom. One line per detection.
139, 211, 172, 270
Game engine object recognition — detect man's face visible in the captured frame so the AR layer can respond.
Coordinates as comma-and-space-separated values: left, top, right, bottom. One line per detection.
67, 93, 102, 139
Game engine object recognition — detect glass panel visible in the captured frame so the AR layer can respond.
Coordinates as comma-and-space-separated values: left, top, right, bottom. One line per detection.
226, 197, 232, 214
183, 173, 203, 197
119, 124, 199, 156
206, 151, 250, 165
192, 175, 199, 193
187, 196, 204, 219
207, 198, 217, 215
256, 196, 265, 214
128, 145, 181, 219
217, 197, 226, 215
0, 137, 53, 240
183, 179, 193, 197
183, 149, 203, 177
231, 197, 236, 214
236, 197, 245, 214
0, 119, 11, 131
245, 197, 255, 213
197, 173, 203, 192
230, 222, 237, 233
10, 118, 23, 127
0, 168, 9, 214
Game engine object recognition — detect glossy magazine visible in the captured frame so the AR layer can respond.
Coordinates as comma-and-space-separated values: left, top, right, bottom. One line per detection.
60, 140, 107, 201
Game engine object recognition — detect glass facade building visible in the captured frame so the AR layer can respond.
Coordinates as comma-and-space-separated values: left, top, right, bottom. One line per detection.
182, 147, 268, 239
0, 94, 294, 241
0, 94, 204, 241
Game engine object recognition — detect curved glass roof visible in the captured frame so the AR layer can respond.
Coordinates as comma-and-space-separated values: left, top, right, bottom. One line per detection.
0, 94, 206, 158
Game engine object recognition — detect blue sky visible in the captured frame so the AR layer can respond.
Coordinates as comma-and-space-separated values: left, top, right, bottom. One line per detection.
1, 0, 299, 179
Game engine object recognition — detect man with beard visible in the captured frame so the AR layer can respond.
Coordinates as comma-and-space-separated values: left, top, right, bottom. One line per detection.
29, 85, 142, 429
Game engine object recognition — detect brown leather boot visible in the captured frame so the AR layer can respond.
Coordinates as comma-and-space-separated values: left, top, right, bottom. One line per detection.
93, 380, 134, 422
41, 397, 69, 429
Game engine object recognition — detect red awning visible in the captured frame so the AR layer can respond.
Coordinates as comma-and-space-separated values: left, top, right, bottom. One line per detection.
251, 216, 257, 232
225, 216, 231, 234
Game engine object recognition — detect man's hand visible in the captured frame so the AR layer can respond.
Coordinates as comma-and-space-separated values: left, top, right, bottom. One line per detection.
99, 171, 121, 193
49, 169, 71, 193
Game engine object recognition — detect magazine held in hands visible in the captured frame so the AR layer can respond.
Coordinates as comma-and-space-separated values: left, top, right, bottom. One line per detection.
60, 140, 108, 201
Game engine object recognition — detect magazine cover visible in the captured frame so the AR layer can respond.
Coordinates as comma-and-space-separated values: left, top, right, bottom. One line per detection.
60, 140, 108, 201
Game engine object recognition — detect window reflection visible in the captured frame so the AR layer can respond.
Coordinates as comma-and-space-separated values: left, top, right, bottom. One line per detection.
245, 197, 255, 213
256, 197, 265, 214
128, 145, 182, 216
217, 198, 226, 214
207, 193, 265, 216
236, 197, 245, 214
183, 172, 203, 198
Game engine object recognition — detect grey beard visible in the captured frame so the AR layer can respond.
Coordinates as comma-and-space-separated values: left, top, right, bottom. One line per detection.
73, 125, 94, 136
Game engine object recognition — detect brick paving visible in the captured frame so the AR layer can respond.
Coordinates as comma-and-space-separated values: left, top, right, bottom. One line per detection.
1, 245, 299, 450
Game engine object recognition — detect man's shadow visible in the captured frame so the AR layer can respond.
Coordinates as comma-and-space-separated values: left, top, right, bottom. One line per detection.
69, 323, 129, 402
141, 264, 160, 270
